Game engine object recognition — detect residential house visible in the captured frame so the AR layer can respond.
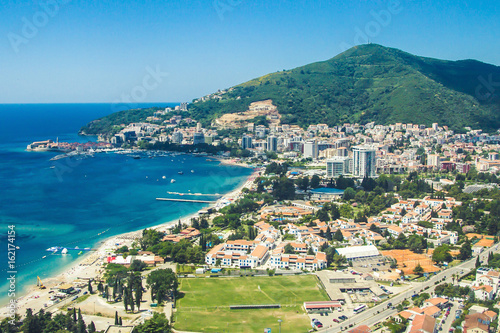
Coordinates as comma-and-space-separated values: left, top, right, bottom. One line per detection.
473, 285, 495, 301
463, 313, 491, 333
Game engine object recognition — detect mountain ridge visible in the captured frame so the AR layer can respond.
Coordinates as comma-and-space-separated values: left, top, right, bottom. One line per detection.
188, 44, 500, 132
81, 44, 500, 135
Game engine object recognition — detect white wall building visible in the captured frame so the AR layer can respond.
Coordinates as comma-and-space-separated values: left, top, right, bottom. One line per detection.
326, 156, 351, 177
304, 140, 318, 159
353, 145, 377, 177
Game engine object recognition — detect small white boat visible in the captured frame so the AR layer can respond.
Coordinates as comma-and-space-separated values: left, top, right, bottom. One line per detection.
191, 170, 194, 173
171, 179, 176, 183
162, 176, 166, 179
42, 255, 46, 259
61, 248, 68, 254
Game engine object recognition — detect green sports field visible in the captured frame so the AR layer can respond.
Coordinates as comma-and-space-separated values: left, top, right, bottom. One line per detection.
173, 275, 330, 332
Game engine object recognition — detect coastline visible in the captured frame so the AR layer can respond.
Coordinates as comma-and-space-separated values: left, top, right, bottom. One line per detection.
0, 162, 260, 319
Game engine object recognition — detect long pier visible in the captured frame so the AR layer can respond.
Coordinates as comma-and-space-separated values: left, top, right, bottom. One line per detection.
166, 191, 221, 197
156, 198, 216, 203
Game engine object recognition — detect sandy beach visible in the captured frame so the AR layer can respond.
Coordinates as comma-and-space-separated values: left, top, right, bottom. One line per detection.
0, 163, 260, 325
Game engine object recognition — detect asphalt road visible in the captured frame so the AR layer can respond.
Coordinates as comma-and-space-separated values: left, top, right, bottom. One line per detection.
320, 244, 499, 333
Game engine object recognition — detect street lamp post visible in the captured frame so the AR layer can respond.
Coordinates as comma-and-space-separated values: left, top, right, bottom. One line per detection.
278, 319, 282, 333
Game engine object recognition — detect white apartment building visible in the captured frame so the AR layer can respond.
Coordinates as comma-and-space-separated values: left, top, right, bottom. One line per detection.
353, 145, 377, 177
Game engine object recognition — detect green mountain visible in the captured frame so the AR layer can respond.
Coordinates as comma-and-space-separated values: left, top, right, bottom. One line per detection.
189, 44, 500, 132
81, 44, 500, 136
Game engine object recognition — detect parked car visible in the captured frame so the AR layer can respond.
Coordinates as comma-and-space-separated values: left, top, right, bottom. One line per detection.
333, 319, 339, 323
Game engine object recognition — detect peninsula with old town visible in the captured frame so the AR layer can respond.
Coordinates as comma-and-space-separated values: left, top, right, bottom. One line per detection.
5, 44, 500, 333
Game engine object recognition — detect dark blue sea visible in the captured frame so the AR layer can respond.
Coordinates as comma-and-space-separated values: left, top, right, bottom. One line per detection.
0, 104, 252, 305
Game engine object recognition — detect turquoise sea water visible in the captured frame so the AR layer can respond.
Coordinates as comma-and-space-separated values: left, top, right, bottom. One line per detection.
0, 104, 252, 305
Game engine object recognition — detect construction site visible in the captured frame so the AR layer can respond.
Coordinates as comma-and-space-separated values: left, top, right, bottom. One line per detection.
381, 249, 442, 275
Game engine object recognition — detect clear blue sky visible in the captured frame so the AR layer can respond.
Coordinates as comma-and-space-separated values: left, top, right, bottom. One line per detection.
0, 0, 499, 103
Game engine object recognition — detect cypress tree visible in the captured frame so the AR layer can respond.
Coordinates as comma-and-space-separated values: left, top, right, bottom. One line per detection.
334, 229, 344, 242
117, 279, 122, 296
77, 308, 86, 333
87, 321, 96, 333
88, 280, 93, 294
325, 226, 332, 241
114, 311, 119, 325
123, 288, 129, 311
129, 287, 135, 313
20, 308, 37, 333
135, 278, 143, 311
97, 281, 103, 293
66, 314, 76, 333
200, 234, 206, 251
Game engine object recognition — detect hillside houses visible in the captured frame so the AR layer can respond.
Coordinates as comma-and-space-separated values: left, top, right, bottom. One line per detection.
394, 311, 437, 333
473, 268, 500, 300
462, 312, 494, 333
259, 204, 315, 221
162, 227, 201, 243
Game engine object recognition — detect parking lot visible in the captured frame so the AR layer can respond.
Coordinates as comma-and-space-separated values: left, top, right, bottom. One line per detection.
307, 309, 352, 330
